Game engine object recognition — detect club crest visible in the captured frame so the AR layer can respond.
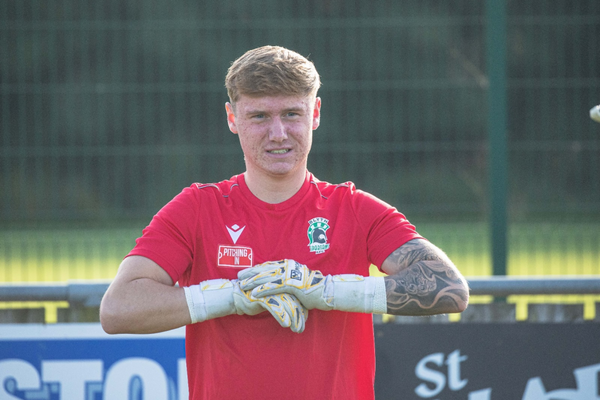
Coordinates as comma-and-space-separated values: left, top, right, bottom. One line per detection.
307, 217, 330, 254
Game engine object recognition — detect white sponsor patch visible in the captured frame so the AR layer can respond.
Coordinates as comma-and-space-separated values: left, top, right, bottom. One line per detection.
217, 245, 253, 268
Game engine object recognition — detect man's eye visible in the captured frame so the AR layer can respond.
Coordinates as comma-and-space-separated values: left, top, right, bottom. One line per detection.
252, 114, 265, 119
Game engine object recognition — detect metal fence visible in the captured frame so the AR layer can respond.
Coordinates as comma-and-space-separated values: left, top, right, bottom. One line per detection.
1, 1, 599, 282
2, 277, 600, 323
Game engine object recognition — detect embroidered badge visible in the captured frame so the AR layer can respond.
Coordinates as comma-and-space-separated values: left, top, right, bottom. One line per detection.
307, 217, 330, 254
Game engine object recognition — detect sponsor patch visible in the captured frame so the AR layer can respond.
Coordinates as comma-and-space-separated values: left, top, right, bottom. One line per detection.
218, 245, 253, 268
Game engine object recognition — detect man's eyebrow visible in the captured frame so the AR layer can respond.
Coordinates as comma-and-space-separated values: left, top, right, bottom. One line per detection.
283, 107, 304, 113
243, 109, 266, 117
244, 106, 304, 116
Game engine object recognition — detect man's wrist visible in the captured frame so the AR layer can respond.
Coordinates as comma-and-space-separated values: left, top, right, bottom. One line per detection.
183, 279, 236, 324
331, 275, 387, 314
370, 276, 388, 314
183, 286, 202, 324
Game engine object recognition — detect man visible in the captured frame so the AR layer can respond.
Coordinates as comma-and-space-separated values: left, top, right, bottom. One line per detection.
100, 45, 469, 399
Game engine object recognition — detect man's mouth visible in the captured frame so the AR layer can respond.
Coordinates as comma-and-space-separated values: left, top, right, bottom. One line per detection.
268, 149, 291, 154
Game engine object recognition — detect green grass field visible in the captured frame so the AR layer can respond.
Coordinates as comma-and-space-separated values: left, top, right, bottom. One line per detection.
1, 222, 599, 321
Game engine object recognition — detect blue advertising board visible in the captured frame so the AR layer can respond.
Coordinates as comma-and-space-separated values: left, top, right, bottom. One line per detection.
0, 324, 187, 400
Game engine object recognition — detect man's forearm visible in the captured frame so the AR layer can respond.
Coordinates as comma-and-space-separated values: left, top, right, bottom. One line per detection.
101, 273, 309, 334
381, 239, 469, 316
101, 278, 191, 334
384, 260, 469, 315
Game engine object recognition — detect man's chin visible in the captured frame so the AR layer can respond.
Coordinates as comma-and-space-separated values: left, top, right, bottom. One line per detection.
265, 164, 305, 178
263, 161, 295, 175
249, 158, 307, 179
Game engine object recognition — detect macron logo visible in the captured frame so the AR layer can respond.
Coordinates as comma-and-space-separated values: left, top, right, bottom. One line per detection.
226, 224, 246, 244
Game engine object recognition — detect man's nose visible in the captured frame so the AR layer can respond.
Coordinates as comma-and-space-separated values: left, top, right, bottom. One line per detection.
269, 118, 288, 141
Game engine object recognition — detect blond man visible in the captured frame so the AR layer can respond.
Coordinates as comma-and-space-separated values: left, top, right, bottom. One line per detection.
101, 45, 469, 400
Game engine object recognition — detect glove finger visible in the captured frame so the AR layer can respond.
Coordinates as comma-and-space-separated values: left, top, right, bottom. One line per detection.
239, 267, 286, 290
250, 281, 293, 298
278, 294, 308, 333
231, 283, 265, 316
238, 259, 295, 280
237, 266, 259, 281
259, 295, 292, 328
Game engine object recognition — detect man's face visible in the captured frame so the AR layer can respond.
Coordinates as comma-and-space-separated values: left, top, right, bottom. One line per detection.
226, 94, 321, 179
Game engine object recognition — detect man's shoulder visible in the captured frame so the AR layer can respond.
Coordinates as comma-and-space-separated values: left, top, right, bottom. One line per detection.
310, 176, 376, 201
309, 174, 394, 211
189, 175, 242, 198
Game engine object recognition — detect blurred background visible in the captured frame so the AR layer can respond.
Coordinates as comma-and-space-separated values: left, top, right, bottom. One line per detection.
1, 1, 599, 318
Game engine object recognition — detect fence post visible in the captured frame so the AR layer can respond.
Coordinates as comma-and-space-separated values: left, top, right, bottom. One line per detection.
486, 0, 508, 279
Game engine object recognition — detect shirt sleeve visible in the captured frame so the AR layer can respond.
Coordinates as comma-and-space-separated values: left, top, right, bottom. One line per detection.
126, 186, 199, 284
351, 189, 424, 270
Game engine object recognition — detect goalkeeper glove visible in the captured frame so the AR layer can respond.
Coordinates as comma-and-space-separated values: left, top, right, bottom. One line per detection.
238, 260, 387, 314
183, 278, 308, 333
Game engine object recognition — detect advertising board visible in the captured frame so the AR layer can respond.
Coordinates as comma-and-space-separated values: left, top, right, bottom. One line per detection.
1, 323, 599, 399
0, 324, 187, 400
375, 323, 600, 399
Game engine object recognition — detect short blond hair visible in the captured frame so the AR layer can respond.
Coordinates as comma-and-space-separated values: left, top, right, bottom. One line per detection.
225, 45, 321, 103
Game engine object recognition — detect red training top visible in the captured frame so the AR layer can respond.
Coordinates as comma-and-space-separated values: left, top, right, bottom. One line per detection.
128, 171, 422, 400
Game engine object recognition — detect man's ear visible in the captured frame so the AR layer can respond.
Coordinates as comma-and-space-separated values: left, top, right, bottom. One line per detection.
225, 102, 238, 134
312, 97, 322, 130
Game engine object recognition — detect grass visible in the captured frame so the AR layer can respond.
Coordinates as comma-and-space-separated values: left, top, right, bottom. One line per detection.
1, 222, 599, 322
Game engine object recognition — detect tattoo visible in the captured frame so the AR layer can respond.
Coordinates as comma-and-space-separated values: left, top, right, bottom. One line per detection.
384, 240, 468, 315
387, 239, 449, 271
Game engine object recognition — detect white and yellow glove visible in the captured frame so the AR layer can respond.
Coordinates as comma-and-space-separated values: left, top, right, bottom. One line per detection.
183, 279, 308, 333
238, 260, 387, 314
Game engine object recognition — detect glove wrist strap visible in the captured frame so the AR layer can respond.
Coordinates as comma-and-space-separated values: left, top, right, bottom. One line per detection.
331, 276, 387, 314
183, 279, 236, 324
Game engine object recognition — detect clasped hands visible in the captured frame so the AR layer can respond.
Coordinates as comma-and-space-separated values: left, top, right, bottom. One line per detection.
235, 259, 324, 334
239, 259, 333, 310
237, 259, 381, 333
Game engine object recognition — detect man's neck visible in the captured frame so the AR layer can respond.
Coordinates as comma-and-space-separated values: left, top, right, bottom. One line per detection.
244, 169, 307, 204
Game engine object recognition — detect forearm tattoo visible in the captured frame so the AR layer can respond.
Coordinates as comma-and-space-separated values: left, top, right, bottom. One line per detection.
384, 240, 469, 316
